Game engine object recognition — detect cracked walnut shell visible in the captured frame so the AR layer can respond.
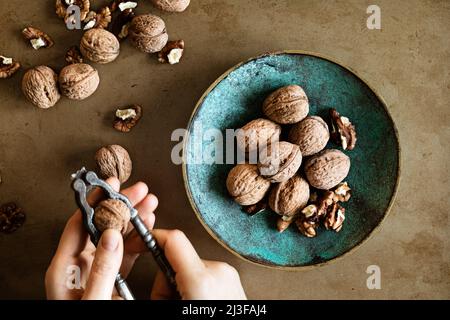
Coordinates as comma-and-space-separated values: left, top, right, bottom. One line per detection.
268, 175, 310, 218
80, 28, 120, 64
94, 199, 130, 235
289, 116, 330, 156
262, 85, 309, 124
95, 145, 132, 183
129, 14, 168, 53
304, 149, 350, 190
0, 56, 20, 79
151, 0, 190, 12
226, 164, 271, 206
236, 118, 281, 155
59, 63, 100, 100
22, 66, 61, 109
258, 141, 302, 183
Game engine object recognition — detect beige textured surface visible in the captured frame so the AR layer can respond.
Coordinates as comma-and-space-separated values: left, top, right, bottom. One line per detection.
0, 0, 449, 299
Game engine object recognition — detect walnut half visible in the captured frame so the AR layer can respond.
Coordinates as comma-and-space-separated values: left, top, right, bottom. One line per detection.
113, 105, 143, 133
329, 108, 357, 150
0, 55, 20, 79
22, 27, 54, 50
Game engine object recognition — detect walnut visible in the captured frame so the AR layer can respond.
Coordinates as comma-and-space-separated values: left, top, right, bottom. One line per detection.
65, 46, 83, 64
0, 55, 20, 79
158, 40, 185, 64
262, 85, 309, 124
0, 202, 26, 234
288, 116, 329, 156
151, 0, 190, 12
268, 175, 310, 219
95, 145, 132, 183
94, 199, 130, 235
22, 27, 54, 50
236, 118, 281, 156
21, 66, 61, 109
56, 0, 90, 22
296, 218, 317, 238
113, 105, 143, 132
258, 141, 302, 183
323, 203, 345, 232
59, 63, 100, 100
304, 149, 350, 190
80, 28, 120, 64
226, 164, 271, 206
330, 108, 357, 151
111, 8, 135, 41
129, 14, 169, 53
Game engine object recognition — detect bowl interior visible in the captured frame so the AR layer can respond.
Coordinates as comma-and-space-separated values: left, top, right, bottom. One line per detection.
184, 52, 399, 268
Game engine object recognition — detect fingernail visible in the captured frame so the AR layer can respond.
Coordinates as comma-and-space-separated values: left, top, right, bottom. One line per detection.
101, 230, 120, 251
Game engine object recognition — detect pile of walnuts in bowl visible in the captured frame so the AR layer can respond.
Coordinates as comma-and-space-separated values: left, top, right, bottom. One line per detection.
226, 85, 357, 238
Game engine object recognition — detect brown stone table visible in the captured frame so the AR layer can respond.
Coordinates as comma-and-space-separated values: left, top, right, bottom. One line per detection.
0, 0, 449, 299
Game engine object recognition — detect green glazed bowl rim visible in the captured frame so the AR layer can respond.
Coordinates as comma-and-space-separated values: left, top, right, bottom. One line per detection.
182, 50, 401, 270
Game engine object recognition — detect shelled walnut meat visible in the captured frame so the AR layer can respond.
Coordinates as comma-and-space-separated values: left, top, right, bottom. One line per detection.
236, 118, 281, 155
83, 7, 112, 30
258, 141, 302, 183
94, 199, 130, 235
59, 63, 100, 100
80, 28, 120, 64
129, 14, 169, 53
289, 116, 330, 156
226, 164, 271, 206
113, 105, 143, 132
95, 144, 132, 183
0, 55, 20, 79
22, 27, 54, 50
158, 40, 185, 64
151, 0, 190, 12
56, 0, 90, 22
304, 149, 350, 190
262, 85, 309, 124
330, 108, 357, 151
22, 66, 61, 109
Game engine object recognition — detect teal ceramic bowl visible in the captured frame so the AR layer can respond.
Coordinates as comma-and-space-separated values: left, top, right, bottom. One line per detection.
183, 51, 400, 269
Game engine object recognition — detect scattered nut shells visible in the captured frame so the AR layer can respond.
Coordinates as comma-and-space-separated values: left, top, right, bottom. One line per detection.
59, 63, 100, 100
22, 66, 61, 109
262, 85, 309, 124
94, 199, 130, 235
158, 40, 185, 64
22, 27, 54, 50
289, 116, 330, 156
268, 175, 310, 218
226, 164, 271, 206
258, 141, 302, 183
80, 28, 120, 64
0, 55, 20, 79
304, 149, 350, 190
151, 0, 190, 12
95, 144, 132, 183
113, 104, 143, 132
129, 14, 169, 53
236, 118, 281, 155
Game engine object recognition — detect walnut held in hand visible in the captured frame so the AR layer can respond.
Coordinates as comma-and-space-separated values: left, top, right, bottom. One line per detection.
289, 116, 330, 156
94, 199, 130, 235
59, 63, 100, 100
95, 144, 132, 183
258, 141, 302, 183
22, 66, 61, 109
151, 0, 190, 12
226, 164, 271, 206
262, 85, 309, 124
304, 149, 350, 190
236, 118, 281, 155
129, 14, 168, 53
80, 28, 120, 64
268, 175, 310, 218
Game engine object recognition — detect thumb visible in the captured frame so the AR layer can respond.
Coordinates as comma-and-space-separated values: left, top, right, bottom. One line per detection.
83, 229, 123, 300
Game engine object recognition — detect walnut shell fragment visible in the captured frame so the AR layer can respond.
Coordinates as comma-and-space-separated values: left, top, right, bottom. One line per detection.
83, 7, 112, 30
95, 145, 132, 183
258, 141, 302, 183
329, 108, 357, 151
158, 40, 185, 64
226, 164, 271, 206
113, 105, 143, 132
22, 27, 54, 50
0, 55, 20, 79
262, 85, 309, 124
59, 63, 100, 100
289, 116, 330, 156
94, 199, 130, 235
22, 66, 61, 109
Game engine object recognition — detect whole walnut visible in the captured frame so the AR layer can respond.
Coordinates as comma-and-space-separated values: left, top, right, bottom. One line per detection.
262, 85, 309, 124
129, 14, 168, 53
258, 141, 302, 183
95, 145, 132, 183
21, 66, 60, 109
80, 28, 120, 64
59, 63, 100, 100
237, 118, 281, 155
226, 164, 271, 206
151, 0, 190, 12
94, 199, 130, 235
289, 116, 330, 156
268, 175, 310, 218
304, 149, 350, 190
